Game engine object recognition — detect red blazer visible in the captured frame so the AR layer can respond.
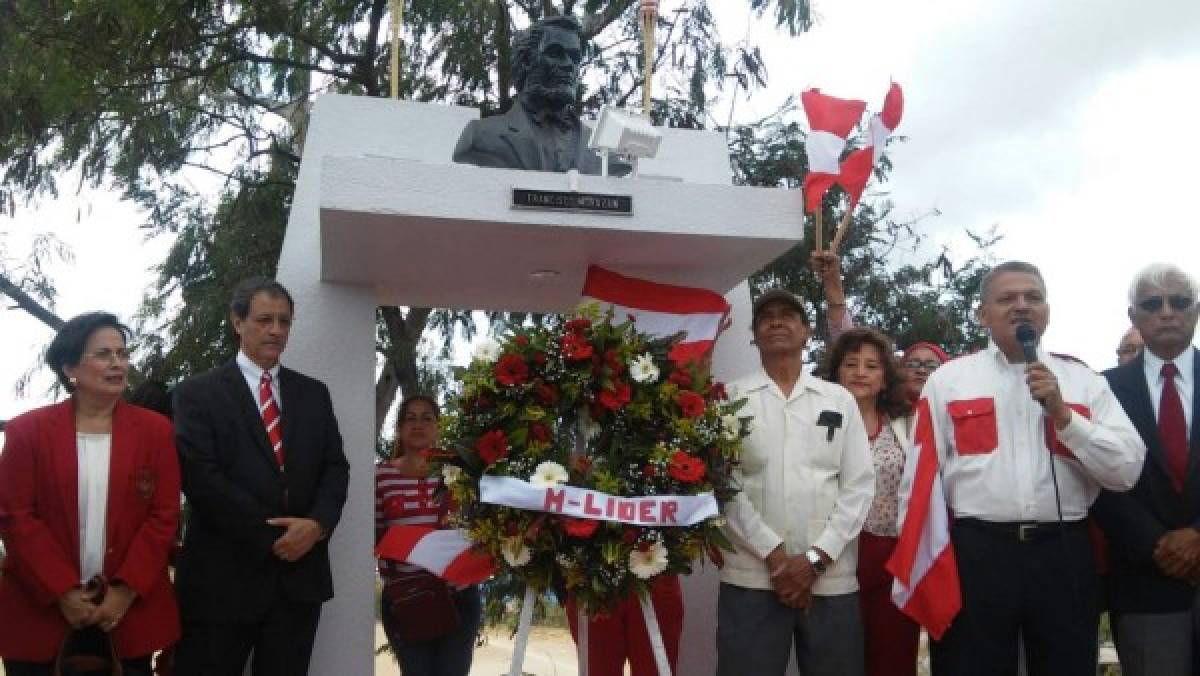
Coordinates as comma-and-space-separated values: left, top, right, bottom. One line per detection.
0, 399, 181, 661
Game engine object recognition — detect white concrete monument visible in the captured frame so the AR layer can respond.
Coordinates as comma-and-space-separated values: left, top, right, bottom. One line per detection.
276, 93, 801, 674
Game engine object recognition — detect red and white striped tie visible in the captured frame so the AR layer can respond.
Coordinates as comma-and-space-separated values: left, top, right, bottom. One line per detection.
259, 371, 285, 468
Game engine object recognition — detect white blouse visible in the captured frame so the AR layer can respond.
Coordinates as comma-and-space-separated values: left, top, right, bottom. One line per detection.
76, 432, 111, 583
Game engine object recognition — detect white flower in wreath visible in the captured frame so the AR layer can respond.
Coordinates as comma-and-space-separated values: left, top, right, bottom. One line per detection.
472, 337, 502, 363
628, 541, 669, 579
501, 537, 532, 567
583, 418, 603, 441
720, 414, 741, 440
441, 464, 463, 483
530, 461, 569, 486
629, 354, 660, 383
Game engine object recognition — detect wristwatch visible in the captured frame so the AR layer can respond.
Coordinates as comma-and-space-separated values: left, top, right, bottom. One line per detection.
805, 548, 827, 575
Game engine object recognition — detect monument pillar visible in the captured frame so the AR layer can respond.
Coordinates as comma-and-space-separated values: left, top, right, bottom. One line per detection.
277, 93, 799, 673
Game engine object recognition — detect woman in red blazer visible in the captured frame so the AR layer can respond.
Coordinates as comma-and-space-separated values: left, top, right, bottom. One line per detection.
0, 312, 181, 675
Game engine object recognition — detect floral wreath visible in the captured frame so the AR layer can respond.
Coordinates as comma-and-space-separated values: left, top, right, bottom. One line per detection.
436, 303, 749, 611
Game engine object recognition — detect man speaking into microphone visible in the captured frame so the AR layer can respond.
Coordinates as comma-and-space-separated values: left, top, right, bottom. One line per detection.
903, 261, 1145, 676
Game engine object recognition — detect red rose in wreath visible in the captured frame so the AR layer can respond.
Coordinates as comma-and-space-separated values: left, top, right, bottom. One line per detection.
476, 429, 509, 465
598, 381, 632, 410
561, 517, 600, 538
535, 381, 559, 405
528, 421, 551, 444
495, 354, 530, 386
669, 369, 692, 389
676, 390, 706, 418
561, 333, 594, 361
565, 318, 592, 334
667, 450, 706, 483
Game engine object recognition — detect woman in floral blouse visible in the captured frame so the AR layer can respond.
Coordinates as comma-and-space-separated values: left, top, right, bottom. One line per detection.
824, 328, 919, 676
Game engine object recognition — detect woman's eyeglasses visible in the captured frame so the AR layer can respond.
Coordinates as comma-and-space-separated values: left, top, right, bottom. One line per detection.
1136, 295, 1194, 313
903, 359, 942, 372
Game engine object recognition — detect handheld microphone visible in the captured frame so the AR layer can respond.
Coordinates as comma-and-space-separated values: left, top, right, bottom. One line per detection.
1015, 322, 1038, 364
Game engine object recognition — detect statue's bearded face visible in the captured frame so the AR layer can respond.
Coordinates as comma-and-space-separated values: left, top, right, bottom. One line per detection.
524, 26, 582, 114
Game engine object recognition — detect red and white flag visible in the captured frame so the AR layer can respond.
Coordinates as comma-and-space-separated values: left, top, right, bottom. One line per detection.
838, 82, 904, 210
582, 265, 730, 365
800, 89, 867, 213
376, 526, 496, 586
886, 397, 961, 640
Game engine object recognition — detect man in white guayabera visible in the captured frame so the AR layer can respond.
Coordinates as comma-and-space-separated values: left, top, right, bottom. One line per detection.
718, 289, 875, 676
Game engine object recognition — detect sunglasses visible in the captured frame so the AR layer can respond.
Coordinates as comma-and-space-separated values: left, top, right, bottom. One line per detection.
1136, 295, 1194, 313
903, 359, 942, 372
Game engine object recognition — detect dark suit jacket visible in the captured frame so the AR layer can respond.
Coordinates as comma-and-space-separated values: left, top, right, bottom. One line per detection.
452, 98, 630, 175
173, 361, 348, 623
0, 400, 181, 661
1093, 348, 1200, 613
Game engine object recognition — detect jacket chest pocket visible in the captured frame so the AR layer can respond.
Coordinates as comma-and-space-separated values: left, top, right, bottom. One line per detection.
948, 397, 998, 455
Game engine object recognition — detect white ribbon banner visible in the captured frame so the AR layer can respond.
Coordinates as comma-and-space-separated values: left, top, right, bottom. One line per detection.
479, 476, 718, 526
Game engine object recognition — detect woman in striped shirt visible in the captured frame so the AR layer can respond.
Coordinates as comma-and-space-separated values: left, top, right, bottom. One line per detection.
376, 396, 481, 676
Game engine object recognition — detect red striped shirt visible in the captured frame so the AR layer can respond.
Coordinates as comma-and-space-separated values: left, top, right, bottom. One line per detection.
375, 463, 443, 582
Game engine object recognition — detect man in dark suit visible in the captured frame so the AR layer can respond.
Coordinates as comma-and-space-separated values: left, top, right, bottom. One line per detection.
452, 15, 628, 176
172, 278, 349, 676
1094, 263, 1200, 676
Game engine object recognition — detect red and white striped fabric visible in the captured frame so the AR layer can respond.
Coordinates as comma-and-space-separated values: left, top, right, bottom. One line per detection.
800, 88, 867, 212
376, 525, 496, 587
886, 397, 961, 640
838, 82, 904, 210
582, 265, 730, 365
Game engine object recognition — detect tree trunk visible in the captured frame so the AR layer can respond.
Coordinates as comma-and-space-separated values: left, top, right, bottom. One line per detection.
374, 305, 432, 438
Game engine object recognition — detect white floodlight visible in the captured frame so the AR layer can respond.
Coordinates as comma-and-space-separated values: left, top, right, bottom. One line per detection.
588, 105, 663, 177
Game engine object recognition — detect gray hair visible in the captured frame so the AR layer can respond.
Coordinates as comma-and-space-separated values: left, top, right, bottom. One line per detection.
1127, 263, 1200, 305
979, 261, 1046, 303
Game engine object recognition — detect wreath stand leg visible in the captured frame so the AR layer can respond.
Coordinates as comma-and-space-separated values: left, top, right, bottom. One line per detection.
508, 585, 538, 676
576, 606, 590, 676
638, 589, 671, 676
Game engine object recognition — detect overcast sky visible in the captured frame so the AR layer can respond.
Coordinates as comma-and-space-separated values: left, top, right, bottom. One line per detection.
3, 0, 1200, 425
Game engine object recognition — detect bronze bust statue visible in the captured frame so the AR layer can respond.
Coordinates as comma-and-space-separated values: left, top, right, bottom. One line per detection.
452, 16, 630, 176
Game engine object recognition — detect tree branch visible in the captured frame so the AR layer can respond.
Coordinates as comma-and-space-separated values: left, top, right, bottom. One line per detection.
0, 272, 64, 331
582, 0, 636, 40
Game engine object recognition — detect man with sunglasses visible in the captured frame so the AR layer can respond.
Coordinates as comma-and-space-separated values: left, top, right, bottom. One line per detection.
1094, 263, 1200, 676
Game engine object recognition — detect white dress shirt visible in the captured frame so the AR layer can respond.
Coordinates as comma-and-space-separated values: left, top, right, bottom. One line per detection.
236, 351, 283, 412
1142, 346, 1194, 437
914, 341, 1145, 523
77, 432, 111, 582
721, 369, 875, 595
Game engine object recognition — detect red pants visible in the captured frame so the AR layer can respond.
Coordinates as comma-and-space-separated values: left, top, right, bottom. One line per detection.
858, 532, 920, 676
566, 575, 683, 676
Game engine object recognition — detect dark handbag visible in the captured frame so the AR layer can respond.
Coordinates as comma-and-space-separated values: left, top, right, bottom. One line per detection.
54, 627, 124, 676
54, 576, 123, 676
382, 572, 460, 643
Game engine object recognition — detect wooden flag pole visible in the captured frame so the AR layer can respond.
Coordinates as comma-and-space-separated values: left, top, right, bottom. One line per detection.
389, 0, 404, 99
640, 0, 658, 115
830, 204, 855, 252
814, 205, 824, 252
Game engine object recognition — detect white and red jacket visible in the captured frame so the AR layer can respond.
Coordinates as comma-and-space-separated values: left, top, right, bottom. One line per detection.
904, 341, 1145, 524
